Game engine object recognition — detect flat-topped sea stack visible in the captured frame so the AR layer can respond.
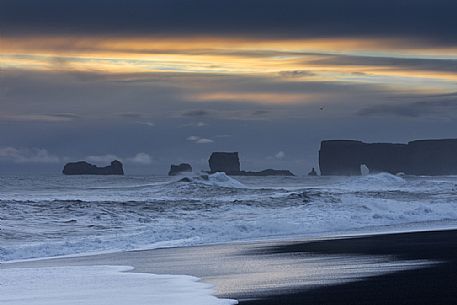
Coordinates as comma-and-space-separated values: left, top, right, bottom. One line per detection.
209, 152, 241, 174
319, 139, 457, 176
208, 152, 294, 176
168, 163, 192, 176
63, 160, 124, 175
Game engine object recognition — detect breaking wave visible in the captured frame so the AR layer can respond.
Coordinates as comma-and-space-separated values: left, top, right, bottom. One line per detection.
174, 172, 246, 188
337, 172, 406, 191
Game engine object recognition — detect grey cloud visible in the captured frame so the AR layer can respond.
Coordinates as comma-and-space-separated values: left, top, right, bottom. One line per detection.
358, 104, 424, 118
275, 151, 285, 159
86, 154, 121, 163
0, 147, 60, 163
415, 92, 457, 99
310, 55, 457, 73
251, 110, 270, 116
351, 72, 370, 76
357, 99, 457, 118
181, 110, 211, 117
180, 108, 279, 121
118, 113, 144, 119
279, 70, 315, 78
138, 121, 156, 127
51, 113, 81, 120
0, 113, 79, 122
180, 122, 208, 128
196, 138, 214, 144
192, 75, 389, 96
86, 153, 153, 165
127, 152, 152, 164
186, 135, 214, 144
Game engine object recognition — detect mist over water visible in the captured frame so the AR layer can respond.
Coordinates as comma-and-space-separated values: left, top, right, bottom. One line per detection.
1, 173, 457, 262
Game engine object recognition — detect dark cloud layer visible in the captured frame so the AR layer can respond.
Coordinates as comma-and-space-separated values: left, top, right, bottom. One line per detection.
358, 98, 457, 118
311, 55, 457, 73
182, 110, 211, 117
279, 71, 316, 78
2, 0, 457, 44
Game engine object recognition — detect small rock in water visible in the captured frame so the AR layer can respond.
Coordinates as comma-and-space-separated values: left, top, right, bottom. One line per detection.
308, 167, 318, 176
178, 177, 192, 183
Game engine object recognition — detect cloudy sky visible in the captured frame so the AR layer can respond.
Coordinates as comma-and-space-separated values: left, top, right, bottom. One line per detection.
1, 0, 457, 174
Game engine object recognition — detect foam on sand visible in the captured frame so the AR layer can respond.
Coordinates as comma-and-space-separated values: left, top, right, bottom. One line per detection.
0, 265, 238, 305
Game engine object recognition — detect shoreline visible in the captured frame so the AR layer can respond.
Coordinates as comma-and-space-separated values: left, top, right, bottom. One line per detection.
3, 228, 457, 304
4, 219, 457, 265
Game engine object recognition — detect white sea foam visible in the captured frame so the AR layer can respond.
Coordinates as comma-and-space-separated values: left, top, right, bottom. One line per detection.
336, 172, 407, 191
177, 172, 246, 188
0, 265, 237, 305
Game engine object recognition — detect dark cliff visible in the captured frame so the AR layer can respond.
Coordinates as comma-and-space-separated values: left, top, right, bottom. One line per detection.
208, 152, 294, 176
63, 160, 124, 175
168, 163, 192, 176
319, 139, 457, 176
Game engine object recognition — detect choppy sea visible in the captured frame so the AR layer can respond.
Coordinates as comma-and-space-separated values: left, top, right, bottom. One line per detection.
2, 172, 457, 262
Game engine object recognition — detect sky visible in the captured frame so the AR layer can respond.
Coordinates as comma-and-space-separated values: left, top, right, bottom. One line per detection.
1, 0, 457, 174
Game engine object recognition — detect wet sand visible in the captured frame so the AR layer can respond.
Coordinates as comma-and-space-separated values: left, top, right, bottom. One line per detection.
240, 229, 457, 304
3, 229, 457, 304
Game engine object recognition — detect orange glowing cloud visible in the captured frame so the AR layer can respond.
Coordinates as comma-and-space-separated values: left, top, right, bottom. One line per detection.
191, 92, 316, 104
2, 35, 457, 95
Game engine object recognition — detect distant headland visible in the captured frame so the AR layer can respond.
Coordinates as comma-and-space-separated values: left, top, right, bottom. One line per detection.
319, 139, 457, 176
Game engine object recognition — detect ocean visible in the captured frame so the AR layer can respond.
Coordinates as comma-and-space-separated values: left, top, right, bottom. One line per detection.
2, 172, 457, 262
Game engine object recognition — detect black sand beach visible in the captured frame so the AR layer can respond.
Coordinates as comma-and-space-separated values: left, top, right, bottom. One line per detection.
3, 229, 457, 304
240, 229, 457, 305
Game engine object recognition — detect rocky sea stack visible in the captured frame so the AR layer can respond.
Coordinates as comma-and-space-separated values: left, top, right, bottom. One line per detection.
63, 160, 124, 175
168, 163, 192, 176
208, 152, 241, 174
208, 152, 294, 176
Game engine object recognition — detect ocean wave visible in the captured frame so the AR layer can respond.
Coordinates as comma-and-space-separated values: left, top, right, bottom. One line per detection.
337, 172, 406, 191
1, 174, 457, 261
174, 172, 246, 188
